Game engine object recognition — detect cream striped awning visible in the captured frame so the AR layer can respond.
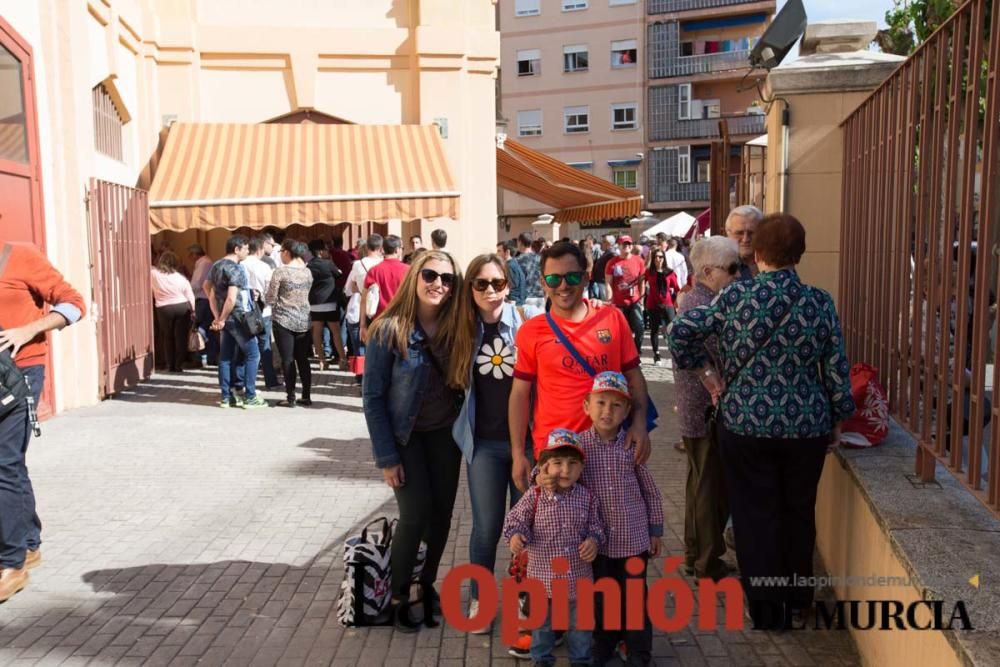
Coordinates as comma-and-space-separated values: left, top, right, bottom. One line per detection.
148, 123, 459, 232
497, 137, 642, 224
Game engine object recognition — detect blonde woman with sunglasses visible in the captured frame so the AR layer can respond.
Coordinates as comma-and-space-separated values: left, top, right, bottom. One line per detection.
451, 254, 541, 633
362, 250, 474, 632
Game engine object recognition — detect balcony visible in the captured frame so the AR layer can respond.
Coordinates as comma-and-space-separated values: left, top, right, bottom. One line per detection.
648, 22, 754, 79
668, 49, 751, 77
652, 112, 766, 141
649, 180, 710, 203
649, 0, 766, 15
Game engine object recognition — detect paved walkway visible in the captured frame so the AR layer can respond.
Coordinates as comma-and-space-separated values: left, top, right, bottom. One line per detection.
0, 360, 861, 666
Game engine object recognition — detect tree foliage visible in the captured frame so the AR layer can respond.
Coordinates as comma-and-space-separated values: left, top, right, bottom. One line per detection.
875, 0, 958, 55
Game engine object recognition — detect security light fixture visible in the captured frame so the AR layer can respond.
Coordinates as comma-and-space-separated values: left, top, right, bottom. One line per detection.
749, 0, 807, 70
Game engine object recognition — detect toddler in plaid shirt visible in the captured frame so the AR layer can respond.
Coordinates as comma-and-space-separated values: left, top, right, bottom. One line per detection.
503, 429, 605, 667
578, 371, 664, 667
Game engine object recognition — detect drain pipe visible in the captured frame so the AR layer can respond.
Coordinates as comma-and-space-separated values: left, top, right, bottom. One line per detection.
780, 102, 790, 212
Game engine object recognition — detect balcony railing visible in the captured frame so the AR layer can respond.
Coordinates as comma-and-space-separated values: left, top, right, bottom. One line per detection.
649, 180, 710, 203
652, 113, 766, 141
649, 0, 764, 14
651, 49, 751, 79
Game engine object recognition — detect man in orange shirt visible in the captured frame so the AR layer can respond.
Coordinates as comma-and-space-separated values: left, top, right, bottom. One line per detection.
0, 242, 85, 601
509, 241, 652, 490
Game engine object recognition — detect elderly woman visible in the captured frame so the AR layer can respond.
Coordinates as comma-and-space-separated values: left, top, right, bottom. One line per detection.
668, 214, 855, 630
673, 237, 739, 583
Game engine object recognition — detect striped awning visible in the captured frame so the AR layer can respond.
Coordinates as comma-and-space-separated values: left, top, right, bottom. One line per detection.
496, 137, 642, 224
148, 123, 459, 232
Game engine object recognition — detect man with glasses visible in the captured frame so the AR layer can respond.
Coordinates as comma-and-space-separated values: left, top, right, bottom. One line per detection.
725, 205, 764, 281
509, 241, 652, 494
604, 235, 647, 355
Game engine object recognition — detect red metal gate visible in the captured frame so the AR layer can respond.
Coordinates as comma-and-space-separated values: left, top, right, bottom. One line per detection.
87, 179, 153, 397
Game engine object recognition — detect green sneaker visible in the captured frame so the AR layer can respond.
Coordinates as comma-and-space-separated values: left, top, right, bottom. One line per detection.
244, 396, 268, 409
230, 394, 245, 408
219, 399, 231, 409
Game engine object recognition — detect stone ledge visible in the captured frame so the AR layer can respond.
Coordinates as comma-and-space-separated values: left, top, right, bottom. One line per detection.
833, 420, 1000, 666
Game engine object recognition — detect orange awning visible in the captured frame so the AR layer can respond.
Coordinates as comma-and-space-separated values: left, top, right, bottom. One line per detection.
148, 123, 459, 232
496, 137, 642, 223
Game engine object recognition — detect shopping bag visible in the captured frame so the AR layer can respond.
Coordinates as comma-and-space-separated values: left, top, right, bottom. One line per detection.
187, 326, 206, 353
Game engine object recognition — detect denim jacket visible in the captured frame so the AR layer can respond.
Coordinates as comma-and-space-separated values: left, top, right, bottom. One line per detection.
452, 302, 539, 463
363, 326, 434, 468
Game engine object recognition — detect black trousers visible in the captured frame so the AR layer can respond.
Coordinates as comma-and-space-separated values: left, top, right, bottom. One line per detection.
273, 322, 311, 401
647, 305, 676, 359
391, 425, 462, 599
618, 304, 644, 355
683, 434, 729, 580
593, 552, 651, 666
716, 423, 829, 628
155, 302, 192, 372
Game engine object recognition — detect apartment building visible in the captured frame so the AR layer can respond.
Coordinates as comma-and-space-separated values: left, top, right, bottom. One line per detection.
499, 0, 646, 236
646, 0, 775, 215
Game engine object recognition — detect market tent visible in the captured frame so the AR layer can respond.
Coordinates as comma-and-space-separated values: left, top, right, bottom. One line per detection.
496, 137, 642, 223
148, 123, 459, 232
642, 211, 696, 238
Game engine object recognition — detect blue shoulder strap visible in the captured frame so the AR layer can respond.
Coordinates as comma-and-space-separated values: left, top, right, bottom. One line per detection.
545, 312, 597, 377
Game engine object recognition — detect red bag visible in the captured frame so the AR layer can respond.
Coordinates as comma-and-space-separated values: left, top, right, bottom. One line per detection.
840, 363, 890, 448
348, 355, 364, 377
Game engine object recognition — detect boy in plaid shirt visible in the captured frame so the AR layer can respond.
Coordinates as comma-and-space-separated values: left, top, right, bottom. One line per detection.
503, 429, 606, 667
577, 371, 664, 666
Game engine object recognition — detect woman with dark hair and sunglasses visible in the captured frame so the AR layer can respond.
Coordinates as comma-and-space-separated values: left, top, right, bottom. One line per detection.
451, 254, 540, 634
362, 250, 474, 632
669, 216, 855, 629
644, 248, 681, 367
671, 236, 739, 584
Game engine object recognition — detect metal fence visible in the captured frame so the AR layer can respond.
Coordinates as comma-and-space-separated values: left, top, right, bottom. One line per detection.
87, 179, 154, 397
648, 0, 760, 15
648, 22, 753, 79
840, 0, 1000, 513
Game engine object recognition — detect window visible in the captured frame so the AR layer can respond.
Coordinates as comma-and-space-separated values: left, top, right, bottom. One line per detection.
517, 110, 543, 137
564, 106, 590, 133
678, 146, 691, 183
611, 39, 637, 68
702, 99, 721, 119
515, 0, 541, 16
697, 161, 711, 183
563, 45, 589, 73
562, 0, 588, 10
677, 83, 692, 120
517, 49, 541, 77
0, 44, 28, 163
93, 83, 124, 161
611, 103, 637, 130
613, 169, 638, 189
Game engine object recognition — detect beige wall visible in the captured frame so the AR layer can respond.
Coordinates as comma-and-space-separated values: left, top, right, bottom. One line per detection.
815, 457, 962, 667
1, 0, 499, 411
500, 0, 644, 218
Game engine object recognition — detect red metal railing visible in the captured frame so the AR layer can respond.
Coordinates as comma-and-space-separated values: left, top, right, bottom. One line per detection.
840, 0, 1000, 514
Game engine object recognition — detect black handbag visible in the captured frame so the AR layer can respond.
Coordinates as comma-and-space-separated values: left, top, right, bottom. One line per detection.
236, 299, 265, 337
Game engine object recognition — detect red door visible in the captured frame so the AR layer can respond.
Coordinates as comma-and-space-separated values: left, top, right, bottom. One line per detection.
0, 17, 54, 416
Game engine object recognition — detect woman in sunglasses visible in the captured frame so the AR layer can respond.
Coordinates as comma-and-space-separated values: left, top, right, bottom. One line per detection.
644, 248, 681, 367
668, 216, 855, 629
669, 236, 738, 584
451, 254, 539, 633
362, 250, 474, 632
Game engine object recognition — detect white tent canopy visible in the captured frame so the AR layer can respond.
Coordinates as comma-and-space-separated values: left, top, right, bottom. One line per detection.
642, 211, 696, 239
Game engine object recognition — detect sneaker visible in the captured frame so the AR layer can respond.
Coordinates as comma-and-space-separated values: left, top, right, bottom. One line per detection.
508, 633, 532, 659
468, 599, 491, 635
219, 399, 231, 409
654, 359, 664, 367
617, 641, 628, 662
244, 396, 268, 409
229, 394, 245, 408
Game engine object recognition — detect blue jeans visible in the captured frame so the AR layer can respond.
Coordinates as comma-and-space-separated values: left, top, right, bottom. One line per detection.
0, 365, 44, 568
467, 438, 523, 599
195, 298, 219, 365
347, 322, 363, 358
219, 320, 260, 400
531, 599, 592, 665
257, 316, 279, 387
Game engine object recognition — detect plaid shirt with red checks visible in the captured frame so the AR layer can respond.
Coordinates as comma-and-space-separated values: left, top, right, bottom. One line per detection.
502, 483, 605, 598
578, 427, 665, 558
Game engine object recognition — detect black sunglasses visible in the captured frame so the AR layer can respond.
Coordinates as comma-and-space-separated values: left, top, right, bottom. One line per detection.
543, 271, 585, 288
472, 278, 508, 292
420, 268, 456, 287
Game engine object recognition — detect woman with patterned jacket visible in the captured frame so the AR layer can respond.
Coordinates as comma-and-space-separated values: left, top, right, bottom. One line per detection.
668, 214, 856, 630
